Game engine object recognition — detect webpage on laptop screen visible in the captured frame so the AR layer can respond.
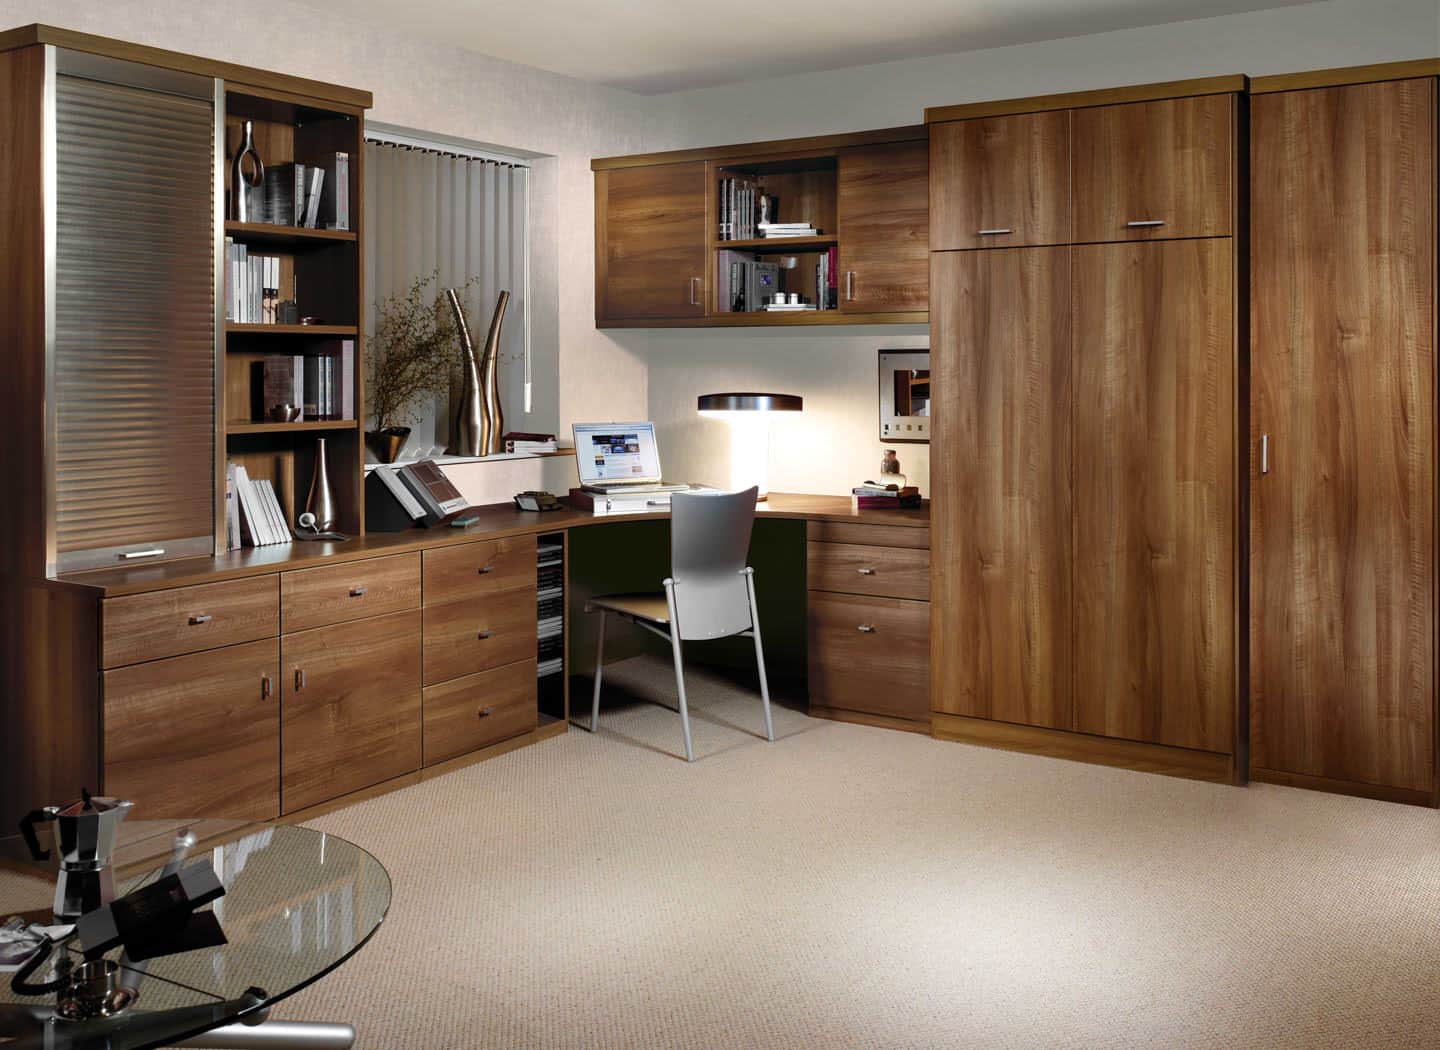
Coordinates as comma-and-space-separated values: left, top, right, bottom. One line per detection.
578, 425, 661, 482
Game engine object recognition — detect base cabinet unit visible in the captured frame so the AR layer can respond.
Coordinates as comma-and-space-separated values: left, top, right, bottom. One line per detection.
1249, 75, 1437, 804
422, 660, 539, 766
281, 610, 422, 813
806, 523, 931, 729
102, 639, 280, 821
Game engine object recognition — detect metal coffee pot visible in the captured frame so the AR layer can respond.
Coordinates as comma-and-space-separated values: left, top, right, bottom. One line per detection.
19, 790, 134, 921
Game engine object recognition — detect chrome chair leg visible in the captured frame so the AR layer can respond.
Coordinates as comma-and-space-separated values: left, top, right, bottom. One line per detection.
664, 581, 694, 761
174, 1020, 356, 1048
745, 568, 775, 742
589, 609, 606, 733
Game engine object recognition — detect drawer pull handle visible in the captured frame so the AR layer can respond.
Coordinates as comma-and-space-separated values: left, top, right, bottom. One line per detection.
477, 565, 495, 575
977, 228, 1012, 235
478, 706, 494, 718
477, 630, 494, 640
294, 669, 306, 691
857, 624, 876, 633
261, 674, 272, 700
119, 548, 166, 560
1126, 219, 1166, 228
349, 585, 368, 597
857, 567, 876, 576
188, 613, 213, 625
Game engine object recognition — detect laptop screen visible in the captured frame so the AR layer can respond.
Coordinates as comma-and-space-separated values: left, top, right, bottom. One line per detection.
573, 422, 663, 484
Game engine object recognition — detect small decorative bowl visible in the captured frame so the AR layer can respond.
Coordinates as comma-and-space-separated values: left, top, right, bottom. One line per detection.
269, 404, 302, 422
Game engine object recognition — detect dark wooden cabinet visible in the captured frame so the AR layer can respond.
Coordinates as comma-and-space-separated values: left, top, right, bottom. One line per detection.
929, 111, 1070, 250
422, 659, 538, 766
103, 638, 280, 820
930, 247, 1072, 730
837, 140, 928, 312
595, 162, 706, 321
281, 609, 422, 812
1072, 94, 1232, 242
1249, 77, 1436, 801
1071, 239, 1234, 752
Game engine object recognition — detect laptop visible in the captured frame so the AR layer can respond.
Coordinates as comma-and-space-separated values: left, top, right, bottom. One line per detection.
572, 422, 692, 495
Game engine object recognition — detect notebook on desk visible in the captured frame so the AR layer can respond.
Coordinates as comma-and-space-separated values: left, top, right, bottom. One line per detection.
572, 422, 692, 495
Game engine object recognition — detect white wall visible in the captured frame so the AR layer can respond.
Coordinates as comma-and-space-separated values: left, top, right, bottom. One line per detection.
621, 0, 1439, 496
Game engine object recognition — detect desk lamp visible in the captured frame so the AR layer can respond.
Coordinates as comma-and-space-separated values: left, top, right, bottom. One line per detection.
696, 392, 803, 500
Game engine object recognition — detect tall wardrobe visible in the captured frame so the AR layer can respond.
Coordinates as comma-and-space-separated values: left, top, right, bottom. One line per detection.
927, 78, 1246, 782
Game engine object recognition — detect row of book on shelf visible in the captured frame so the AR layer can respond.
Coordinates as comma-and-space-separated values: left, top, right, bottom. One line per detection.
717, 246, 838, 312
262, 343, 355, 420
225, 464, 291, 549
224, 241, 289, 324
717, 175, 822, 241
242, 155, 349, 230
505, 432, 558, 454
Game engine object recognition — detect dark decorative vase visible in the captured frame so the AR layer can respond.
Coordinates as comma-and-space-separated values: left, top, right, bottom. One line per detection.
365, 426, 411, 464
445, 289, 509, 456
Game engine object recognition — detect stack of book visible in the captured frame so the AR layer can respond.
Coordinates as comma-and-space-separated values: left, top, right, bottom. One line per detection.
261, 343, 355, 421
852, 482, 922, 509
504, 431, 558, 454
224, 241, 283, 323
717, 250, 780, 312
718, 175, 759, 240
226, 464, 292, 548
759, 221, 820, 239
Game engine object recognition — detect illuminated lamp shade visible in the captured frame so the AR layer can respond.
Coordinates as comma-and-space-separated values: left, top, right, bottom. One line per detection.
696, 392, 803, 500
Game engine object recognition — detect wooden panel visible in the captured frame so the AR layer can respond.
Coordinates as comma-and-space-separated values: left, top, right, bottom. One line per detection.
422, 659, 538, 766
806, 541, 929, 600
809, 705, 930, 733
596, 309, 928, 329
932, 712, 1234, 784
806, 521, 929, 549
422, 534, 536, 606
1072, 94, 1232, 242
1251, 60, 1440, 94
282, 551, 419, 632
281, 610, 421, 812
422, 591, 538, 686
103, 639, 279, 820
808, 591, 929, 721
929, 111, 1070, 250
101, 575, 278, 668
596, 162, 706, 320
930, 247, 1072, 730
1072, 239, 1234, 752
1250, 79, 1436, 795
925, 74, 1248, 123
836, 140, 929, 312
591, 125, 925, 170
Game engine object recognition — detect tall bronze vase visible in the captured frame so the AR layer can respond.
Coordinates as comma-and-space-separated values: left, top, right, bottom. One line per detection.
445, 289, 509, 456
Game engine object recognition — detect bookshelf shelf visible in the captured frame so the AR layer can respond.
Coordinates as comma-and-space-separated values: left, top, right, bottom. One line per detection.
226, 323, 358, 336
714, 236, 836, 251
224, 220, 357, 244
228, 420, 360, 435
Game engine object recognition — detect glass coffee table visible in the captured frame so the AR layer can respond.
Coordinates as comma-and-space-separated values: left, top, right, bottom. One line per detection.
0, 819, 389, 1049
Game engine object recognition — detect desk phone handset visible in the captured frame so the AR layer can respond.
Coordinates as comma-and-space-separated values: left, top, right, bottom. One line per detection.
514, 490, 562, 512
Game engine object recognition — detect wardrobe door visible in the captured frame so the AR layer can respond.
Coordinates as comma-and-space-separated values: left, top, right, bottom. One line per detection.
1250, 79, 1436, 798
931, 247, 1072, 729
1072, 239, 1233, 752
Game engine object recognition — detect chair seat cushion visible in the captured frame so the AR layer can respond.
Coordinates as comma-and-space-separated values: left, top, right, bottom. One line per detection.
588, 592, 670, 624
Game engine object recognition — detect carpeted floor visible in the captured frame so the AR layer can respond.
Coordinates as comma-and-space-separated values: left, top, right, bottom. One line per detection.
277, 654, 1440, 1049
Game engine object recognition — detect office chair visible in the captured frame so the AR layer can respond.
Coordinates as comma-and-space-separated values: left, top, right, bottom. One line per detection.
583, 486, 775, 761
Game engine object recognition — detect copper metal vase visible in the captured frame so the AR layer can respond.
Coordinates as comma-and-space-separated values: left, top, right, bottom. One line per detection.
445, 289, 509, 456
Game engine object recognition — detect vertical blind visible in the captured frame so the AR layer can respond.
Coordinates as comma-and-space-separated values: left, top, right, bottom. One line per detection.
53, 74, 216, 572
364, 140, 528, 449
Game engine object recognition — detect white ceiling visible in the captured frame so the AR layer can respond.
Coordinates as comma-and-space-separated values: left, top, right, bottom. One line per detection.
316, 0, 1313, 93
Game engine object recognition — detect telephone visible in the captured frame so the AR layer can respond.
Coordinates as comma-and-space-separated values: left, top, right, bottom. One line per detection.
514, 490, 562, 513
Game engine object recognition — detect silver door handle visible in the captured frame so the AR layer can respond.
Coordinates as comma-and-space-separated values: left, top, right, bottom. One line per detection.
349, 586, 368, 597
119, 548, 166, 560
857, 624, 876, 633
977, 228, 1012, 235
688, 277, 700, 305
477, 630, 494, 640
857, 567, 877, 576
1260, 434, 1269, 474
261, 675, 272, 700
188, 613, 213, 625
845, 271, 855, 301
477, 565, 495, 574
294, 669, 306, 691
1126, 219, 1166, 228
477, 707, 494, 719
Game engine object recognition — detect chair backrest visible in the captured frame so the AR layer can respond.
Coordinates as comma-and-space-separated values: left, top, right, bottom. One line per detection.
669, 487, 759, 641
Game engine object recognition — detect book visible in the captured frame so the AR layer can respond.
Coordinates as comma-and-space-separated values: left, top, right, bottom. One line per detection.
339, 339, 355, 419
264, 163, 296, 226
224, 464, 241, 550
303, 168, 325, 228
372, 466, 426, 520
303, 356, 321, 419
257, 479, 291, 542
294, 164, 309, 228
230, 465, 267, 546
321, 152, 349, 231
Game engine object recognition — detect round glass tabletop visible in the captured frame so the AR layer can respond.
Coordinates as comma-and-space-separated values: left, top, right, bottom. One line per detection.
0, 819, 389, 1050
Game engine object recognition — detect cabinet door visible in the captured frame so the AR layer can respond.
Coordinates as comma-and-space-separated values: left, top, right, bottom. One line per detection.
103, 639, 279, 820
929, 111, 1070, 250
1250, 79, 1436, 796
930, 247, 1072, 729
836, 140, 929, 312
1072, 239, 1234, 752
1072, 95, 1231, 242
595, 162, 706, 321
281, 610, 422, 812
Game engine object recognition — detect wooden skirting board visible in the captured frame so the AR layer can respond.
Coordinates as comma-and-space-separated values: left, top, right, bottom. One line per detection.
1250, 767, 1437, 809
809, 705, 931, 735
931, 713, 1237, 785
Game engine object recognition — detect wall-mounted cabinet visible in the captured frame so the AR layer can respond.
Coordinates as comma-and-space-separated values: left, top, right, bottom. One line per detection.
593, 127, 930, 328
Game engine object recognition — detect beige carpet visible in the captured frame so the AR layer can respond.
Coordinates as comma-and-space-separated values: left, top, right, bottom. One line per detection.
277, 655, 1440, 1049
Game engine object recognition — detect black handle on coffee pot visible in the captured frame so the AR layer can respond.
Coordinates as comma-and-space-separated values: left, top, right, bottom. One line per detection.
19, 809, 54, 861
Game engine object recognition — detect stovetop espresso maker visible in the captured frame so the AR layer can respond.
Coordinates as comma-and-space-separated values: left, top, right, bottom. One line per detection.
19, 789, 134, 921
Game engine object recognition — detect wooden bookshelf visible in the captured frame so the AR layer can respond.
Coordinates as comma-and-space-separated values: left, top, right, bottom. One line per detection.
224, 220, 357, 244
226, 323, 358, 336
227, 420, 361, 435
715, 235, 836, 251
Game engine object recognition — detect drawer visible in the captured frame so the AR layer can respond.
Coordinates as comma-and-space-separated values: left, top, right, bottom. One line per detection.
422, 590, 538, 686
423, 535, 537, 607
282, 552, 420, 633
807, 521, 929, 549
422, 659, 538, 766
102, 575, 278, 669
808, 591, 929, 722
103, 638, 280, 821
807, 541, 930, 600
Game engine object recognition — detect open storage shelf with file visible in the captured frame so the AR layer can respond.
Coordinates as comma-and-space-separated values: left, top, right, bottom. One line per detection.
537, 534, 568, 725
